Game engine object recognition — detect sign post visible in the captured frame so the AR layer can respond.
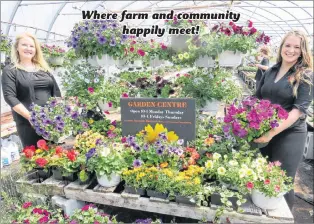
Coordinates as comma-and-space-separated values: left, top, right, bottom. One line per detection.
121, 98, 196, 144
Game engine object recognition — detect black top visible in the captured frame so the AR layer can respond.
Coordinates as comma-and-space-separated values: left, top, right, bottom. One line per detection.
255, 57, 269, 82
256, 62, 313, 118
1, 64, 61, 125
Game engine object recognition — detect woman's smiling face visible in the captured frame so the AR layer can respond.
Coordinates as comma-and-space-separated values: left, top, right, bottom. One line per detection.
17, 36, 36, 61
281, 35, 302, 65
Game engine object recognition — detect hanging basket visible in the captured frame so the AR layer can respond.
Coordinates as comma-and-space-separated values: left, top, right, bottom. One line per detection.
129, 60, 143, 68
218, 50, 244, 67
96, 54, 115, 67
115, 59, 128, 69
251, 189, 285, 210
73, 58, 84, 66
96, 173, 121, 187
87, 55, 98, 66
195, 55, 215, 68
149, 58, 163, 68
170, 35, 189, 52
49, 56, 64, 66
1, 51, 6, 63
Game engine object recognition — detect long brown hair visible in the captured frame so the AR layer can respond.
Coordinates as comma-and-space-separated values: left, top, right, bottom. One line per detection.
277, 30, 313, 97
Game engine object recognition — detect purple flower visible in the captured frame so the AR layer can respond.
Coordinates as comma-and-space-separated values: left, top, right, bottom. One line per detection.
82, 121, 89, 129
98, 36, 107, 44
42, 131, 50, 139
133, 159, 142, 168
69, 220, 79, 224
65, 106, 71, 114
40, 113, 47, 120
96, 139, 103, 145
111, 120, 117, 126
223, 124, 230, 133
54, 115, 63, 122
130, 142, 136, 147
43, 119, 53, 125
135, 218, 153, 224
57, 126, 63, 132
101, 24, 107, 30
224, 115, 233, 123
126, 136, 135, 144
159, 133, 167, 140
107, 131, 116, 138
121, 34, 128, 40
134, 145, 141, 152
71, 111, 79, 120
31, 111, 36, 117
50, 99, 57, 107
249, 122, 260, 130
72, 36, 78, 43
83, 26, 89, 32
177, 139, 184, 146
143, 144, 149, 151
29, 103, 35, 110
86, 148, 96, 160
155, 140, 161, 147
238, 128, 248, 138
111, 23, 117, 29
156, 147, 163, 155
57, 121, 65, 128
109, 38, 116, 46
30, 117, 37, 124
270, 120, 279, 128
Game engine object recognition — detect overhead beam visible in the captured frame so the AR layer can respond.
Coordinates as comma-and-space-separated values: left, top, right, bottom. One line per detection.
5, 1, 22, 36
45, 2, 67, 42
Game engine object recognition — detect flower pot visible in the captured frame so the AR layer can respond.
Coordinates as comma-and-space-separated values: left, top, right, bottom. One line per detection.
149, 58, 163, 68
98, 100, 116, 112
49, 56, 64, 66
63, 172, 78, 182
35, 168, 52, 180
195, 55, 215, 68
251, 189, 285, 210
96, 54, 115, 67
79, 173, 94, 185
124, 185, 146, 196
73, 58, 84, 66
146, 189, 168, 199
249, 141, 269, 149
170, 35, 189, 52
129, 60, 143, 68
175, 195, 197, 205
220, 181, 239, 191
116, 59, 128, 69
87, 55, 98, 66
201, 99, 221, 113
52, 168, 63, 181
218, 50, 244, 67
1, 51, 6, 63
96, 173, 121, 187
211, 192, 238, 210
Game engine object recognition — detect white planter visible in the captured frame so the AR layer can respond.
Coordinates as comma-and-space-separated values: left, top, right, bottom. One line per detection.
218, 50, 244, 67
96, 54, 115, 67
170, 35, 189, 52
129, 60, 142, 68
98, 100, 115, 111
1, 51, 6, 63
149, 58, 163, 67
73, 58, 84, 66
251, 189, 285, 210
195, 55, 215, 68
49, 56, 64, 66
115, 59, 128, 69
97, 173, 121, 187
202, 99, 221, 113
87, 55, 98, 66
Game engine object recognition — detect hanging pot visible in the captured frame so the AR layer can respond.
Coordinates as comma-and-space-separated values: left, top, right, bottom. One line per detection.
49, 56, 64, 66
195, 55, 215, 68
87, 55, 98, 66
96, 54, 115, 67
149, 57, 163, 67
251, 189, 285, 210
96, 173, 121, 187
218, 50, 244, 67
170, 35, 189, 52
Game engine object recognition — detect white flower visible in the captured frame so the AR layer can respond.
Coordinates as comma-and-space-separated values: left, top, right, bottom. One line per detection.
94, 78, 100, 83
246, 169, 254, 176
205, 160, 214, 169
78, 74, 84, 79
213, 153, 221, 160
99, 147, 111, 157
239, 168, 246, 178
256, 157, 267, 165
223, 155, 228, 159
241, 164, 248, 169
228, 160, 238, 166
217, 167, 226, 175
226, 201, 232, 207
84, 78, 90, 84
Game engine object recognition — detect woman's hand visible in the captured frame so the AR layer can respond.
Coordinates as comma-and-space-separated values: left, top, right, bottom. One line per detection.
254, 132, 273, 143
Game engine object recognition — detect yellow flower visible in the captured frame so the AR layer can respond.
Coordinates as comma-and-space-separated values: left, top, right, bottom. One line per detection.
167, 131, 179, 142
246, 169, 254, 176
213, 153, 221, 160
35, 149, 43, 154
160, 162, 168, 168
178, 54, 184, 60
194, 177, 201, 185
108, 125, 115, 131
88, 119, 94, 124
183, 52, 190, 59
205, 160, 214, 169
204, 137, 215, 146
143, 123, 167, 143
217, 167, 226, 175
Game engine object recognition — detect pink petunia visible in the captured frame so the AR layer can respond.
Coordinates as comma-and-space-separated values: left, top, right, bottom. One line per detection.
122, 93, 129, 98
246, 182, 254, 190
137, 49, 145, 57
22, 202, 32, 209
104, 110, 110, 115
274, 161, 282, 167
264, 179, 271, 185
88, 87, 94, 94
248, 20, 253, 28
274, 185, 281, 192
108, 102, 113, 107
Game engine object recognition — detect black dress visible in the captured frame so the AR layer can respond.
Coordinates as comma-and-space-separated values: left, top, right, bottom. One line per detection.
254, 57, 269, 87
1, 65, 61, 147
256, 62, 313, 210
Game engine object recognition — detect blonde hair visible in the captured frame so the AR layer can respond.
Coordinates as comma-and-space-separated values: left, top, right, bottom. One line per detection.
260, 46, 270, 58
277, 30, 313, 97
11, 32, 51, 72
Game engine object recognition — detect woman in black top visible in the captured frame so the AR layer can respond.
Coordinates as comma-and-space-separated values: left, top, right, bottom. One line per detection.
255, 30, 313, 210
253, 46, 270, 87
2, 32, 61, 147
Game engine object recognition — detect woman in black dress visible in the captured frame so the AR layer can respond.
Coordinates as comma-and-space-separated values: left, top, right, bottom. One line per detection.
255, 30, 313, 210
2, 32, 61, 148
253, 46, 270, 87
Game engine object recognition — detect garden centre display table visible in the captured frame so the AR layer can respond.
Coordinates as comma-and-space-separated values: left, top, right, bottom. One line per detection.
16, 171, 294, 223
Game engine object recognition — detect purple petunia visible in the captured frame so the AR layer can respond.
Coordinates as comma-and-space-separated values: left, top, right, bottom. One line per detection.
54, 115, 63, 122
143, 144, 149, 151
134, 144, 141, 152
71, 111, 79, 120
156, 147, 163, 155
109, 38, 116, 46
98, 36, 107, 45
82, 121, 89, 129
43, 119, 53, 125
86, 148, 96, 160
65, 106, 72, 114
126, 136, 135, 144
96, 139, 103, 145
133, 159, 142, 168
50, 99, 57, 107
56, 126, 63, 132
222, 124, 230, 133
155, 140, 161, 147
270, 120, 279, 128
177, 139, 184, 145
135, 218, 153, 224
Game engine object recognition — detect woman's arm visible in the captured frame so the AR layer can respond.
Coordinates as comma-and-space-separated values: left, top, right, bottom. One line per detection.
256, 64, 269, 71
12, 104, 31, 120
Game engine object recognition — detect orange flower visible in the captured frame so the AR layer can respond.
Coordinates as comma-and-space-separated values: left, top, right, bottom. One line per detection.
204, 137, 215, 146
188, 158, 196, 165
109, 125, 115, 131
160, 162, 168, 168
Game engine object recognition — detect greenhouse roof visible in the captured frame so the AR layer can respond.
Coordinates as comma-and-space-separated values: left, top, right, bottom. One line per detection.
1, 0, 313, 49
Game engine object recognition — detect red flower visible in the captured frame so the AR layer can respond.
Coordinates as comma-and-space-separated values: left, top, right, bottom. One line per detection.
22, 202, 32, 209
137, 49, 145, 57
81, 204, 95, 211
67, 150, 76, 162
161, 44, 167, 50
246, 182, 254, 190
250, 27, 257, 35
88, 87, 94, 94
23, 148, 35, 159
188, 19, 192, 23
23, 220, 30, 224
122, 93, 129, 98
37, 140, 48, 151
55, 146, 63, 154
121, 137, 127, 143
130, 47, 135, 52
38, 216, 49, 224
229, 21, 234, 26
150, 39, 154, 43
224, 28, 231, 36
94, 222, 100, 224
264, 179, 271, 185
33, 208, 44, 214
104, 110, 110, 115
176, 73, 180, 77
191, 152, 200, 160
108, 102, 113, 107
131, 40, 136, 45
35, 158, 48, 167
248, 20, 253, 28
274, 185, 281, 192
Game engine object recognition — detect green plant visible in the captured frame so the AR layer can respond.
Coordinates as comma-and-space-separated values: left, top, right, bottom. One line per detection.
41, 44, 66, 57
0, 32, 12, 53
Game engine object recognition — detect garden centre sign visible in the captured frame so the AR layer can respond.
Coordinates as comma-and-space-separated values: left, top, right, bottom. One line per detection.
121, 98, 196, 144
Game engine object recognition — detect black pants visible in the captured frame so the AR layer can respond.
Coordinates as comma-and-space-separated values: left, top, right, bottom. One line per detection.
16, 122, 43, 148
260, 121, 307, 210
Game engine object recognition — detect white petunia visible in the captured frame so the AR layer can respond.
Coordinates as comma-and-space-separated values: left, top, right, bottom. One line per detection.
99, 147, 111, 157
228, 160, 238, 166
217, 167, 226, 175
213, 152, 221, 160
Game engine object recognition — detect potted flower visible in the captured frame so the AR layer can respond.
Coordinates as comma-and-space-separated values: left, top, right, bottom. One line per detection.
86, 142, 127, 187
0, 32, 12, 63
121, 165, 147, 196
247, 160, 293, 210
41, 44, 66, 66
29, 97, 80, 143
223, 96, 289, 148
145, 167, 173, 199
64, 48, 82, 66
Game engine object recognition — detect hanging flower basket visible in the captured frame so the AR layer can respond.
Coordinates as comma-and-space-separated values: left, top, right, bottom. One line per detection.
195, 55, 215, 68
149, 58, 163, 68
87, 55, 98, 66
49, 56, 64, 66
201, 99, 221, 113
1, 51, 6, 63
218, 50, 244, 67
96, 54, 115, 67
170, 35, 189, 52
251, 189, 285, 210
129, 60, 143, 68
96, 173, 121, 187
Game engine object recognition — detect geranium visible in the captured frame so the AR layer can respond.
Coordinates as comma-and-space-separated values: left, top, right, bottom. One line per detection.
22, 202, 32, 209
41, 44, 65, 58
35, 158, 48, 167
37, 140, 49, 151
22, 145, 36, 159
223, 96, 289, 143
